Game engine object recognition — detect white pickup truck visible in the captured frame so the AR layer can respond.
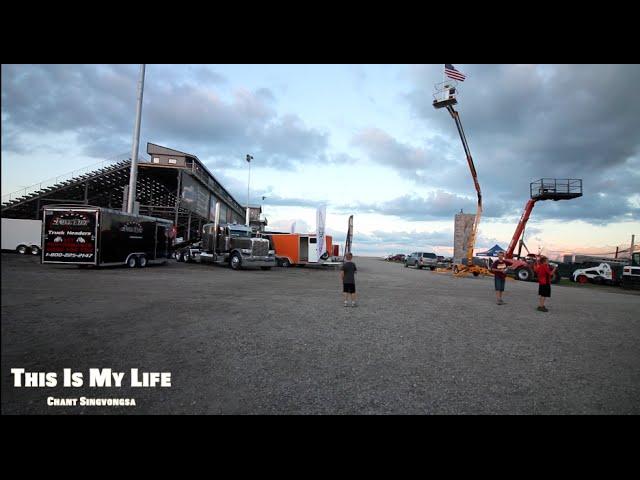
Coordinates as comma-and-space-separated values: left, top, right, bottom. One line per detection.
1, 218, 42, 255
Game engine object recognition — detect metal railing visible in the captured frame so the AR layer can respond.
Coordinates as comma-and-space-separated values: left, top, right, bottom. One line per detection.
530, 178, 583, 197
1, 154, 147, 204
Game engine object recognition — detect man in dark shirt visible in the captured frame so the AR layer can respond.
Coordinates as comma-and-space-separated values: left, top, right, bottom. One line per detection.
341, 252, 357, 307
490, 251, 512, 305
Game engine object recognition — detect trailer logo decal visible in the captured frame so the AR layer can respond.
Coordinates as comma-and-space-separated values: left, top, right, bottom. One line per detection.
43, 210, 97, 263
51, 213, 91, 226
120, 222, 144, 234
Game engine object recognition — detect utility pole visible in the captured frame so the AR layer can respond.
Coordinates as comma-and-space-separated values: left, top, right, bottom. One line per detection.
245, 154, 253, 225
631, 234, 636, 259
127, 64, 146, 214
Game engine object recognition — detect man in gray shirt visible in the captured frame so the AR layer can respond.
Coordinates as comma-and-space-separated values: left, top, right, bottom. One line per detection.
341, 252, 357, 307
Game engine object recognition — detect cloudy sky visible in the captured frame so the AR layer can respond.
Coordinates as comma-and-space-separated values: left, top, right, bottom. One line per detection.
2, 64, 639, 258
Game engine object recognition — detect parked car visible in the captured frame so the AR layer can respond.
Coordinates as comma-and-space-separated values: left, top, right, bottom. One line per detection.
389, 253, 406, 262
404, 252, 438, 270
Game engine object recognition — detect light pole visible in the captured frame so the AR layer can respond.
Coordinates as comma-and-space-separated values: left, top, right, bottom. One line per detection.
127, 64, 146, 214
246, 154, 253, 225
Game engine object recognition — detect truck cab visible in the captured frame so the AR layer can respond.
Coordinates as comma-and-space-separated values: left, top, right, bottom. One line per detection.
198, 223, 275, 270
621, 252, 640, 289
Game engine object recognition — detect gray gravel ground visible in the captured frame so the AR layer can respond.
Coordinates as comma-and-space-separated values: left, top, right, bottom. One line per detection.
2, 253, 639, 414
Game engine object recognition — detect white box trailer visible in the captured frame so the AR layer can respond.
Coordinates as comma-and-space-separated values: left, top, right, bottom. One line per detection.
1, 218, 43, 255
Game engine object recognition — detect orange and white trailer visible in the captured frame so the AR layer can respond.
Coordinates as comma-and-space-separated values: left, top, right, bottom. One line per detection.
268, 233, 333, 267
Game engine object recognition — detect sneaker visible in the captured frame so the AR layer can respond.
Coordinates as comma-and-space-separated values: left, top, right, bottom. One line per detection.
537, 306, 544, 312
541, 306, 549, 312
498, 300, 505, 305
351, 302, 357, 307
344, 302, 349, 307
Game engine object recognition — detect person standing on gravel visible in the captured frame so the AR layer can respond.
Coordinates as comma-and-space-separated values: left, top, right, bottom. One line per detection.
341, 253, 357, 307
490, 251, 512, 305
534, 256, 555, 312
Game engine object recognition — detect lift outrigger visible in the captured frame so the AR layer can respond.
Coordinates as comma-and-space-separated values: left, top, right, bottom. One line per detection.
433, 81, 491, 277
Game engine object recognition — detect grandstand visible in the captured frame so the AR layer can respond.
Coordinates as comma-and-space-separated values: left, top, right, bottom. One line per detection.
1, 143, 246, 241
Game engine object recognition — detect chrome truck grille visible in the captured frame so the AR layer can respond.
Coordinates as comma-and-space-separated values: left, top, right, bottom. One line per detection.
251, 239, 269, 256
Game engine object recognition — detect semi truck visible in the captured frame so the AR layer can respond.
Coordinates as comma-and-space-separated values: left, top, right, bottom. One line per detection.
41, 205, 173, 267
195, 202, 275, 270
1, 218, 42, 255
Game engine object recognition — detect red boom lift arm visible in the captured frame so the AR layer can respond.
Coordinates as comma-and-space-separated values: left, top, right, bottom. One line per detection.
505, 198, 538, 259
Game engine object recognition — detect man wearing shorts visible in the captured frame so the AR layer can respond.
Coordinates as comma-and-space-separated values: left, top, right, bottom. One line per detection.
490, 251, 512, 305
341, 252, 357, 307
535, 256, 555, 312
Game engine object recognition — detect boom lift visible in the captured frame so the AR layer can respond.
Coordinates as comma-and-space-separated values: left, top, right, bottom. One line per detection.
433, 81, 490, 277
505, 179, 583, 282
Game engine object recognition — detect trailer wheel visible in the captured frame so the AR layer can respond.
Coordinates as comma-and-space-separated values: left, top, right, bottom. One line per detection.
30, 246, 41, 255
516, 268, 533, 282
138, 255, 148, 268
230, 253, 242, 270
577, 275, 589, 284
16, 245, 27, 255
127, 256, 137, 268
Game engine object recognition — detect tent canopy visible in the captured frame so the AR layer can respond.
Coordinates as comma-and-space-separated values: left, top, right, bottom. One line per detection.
477, 244, 505, 257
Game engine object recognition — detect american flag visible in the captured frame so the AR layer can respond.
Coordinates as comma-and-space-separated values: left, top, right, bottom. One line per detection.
445, 64, 466, 81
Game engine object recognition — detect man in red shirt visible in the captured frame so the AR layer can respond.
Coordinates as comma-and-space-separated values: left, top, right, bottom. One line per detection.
534, 256, 555, 312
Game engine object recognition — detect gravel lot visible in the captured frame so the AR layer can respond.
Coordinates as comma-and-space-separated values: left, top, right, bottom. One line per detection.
2, 253, 639, 414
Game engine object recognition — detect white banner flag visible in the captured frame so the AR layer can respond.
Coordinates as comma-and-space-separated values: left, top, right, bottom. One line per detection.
316, 205, 326, 262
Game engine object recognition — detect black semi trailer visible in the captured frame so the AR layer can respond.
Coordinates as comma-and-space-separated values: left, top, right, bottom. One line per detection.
42, 205, 173, 268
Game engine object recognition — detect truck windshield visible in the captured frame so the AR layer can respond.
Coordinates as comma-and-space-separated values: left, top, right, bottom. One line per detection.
229, 229, 250, 238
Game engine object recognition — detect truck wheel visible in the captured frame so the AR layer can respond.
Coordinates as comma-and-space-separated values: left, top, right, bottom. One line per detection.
138, 255, 147, 268
577, 275, 588, 284
16, 245, 27, 255
551, 271, 560, 284
230, 253, 242, 270
281, 259, 291, 268
260, 267, 271, 271
127, 256, 137, 268
404, 262, 408, 268
516, 268, 532, 281
30, 246, 41, 255
430, 266, 436, 271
